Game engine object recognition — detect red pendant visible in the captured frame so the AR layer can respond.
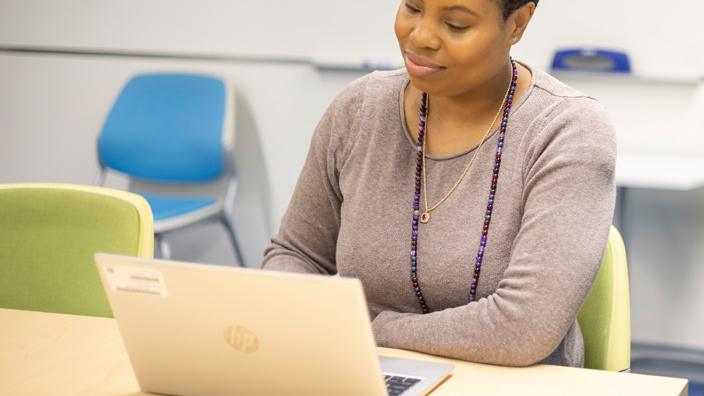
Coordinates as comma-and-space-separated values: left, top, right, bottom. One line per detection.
420, 212, 430, 223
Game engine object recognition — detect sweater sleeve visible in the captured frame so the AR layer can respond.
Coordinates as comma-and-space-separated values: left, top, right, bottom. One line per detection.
260, 78, 366, 275
371, 97, 617, 367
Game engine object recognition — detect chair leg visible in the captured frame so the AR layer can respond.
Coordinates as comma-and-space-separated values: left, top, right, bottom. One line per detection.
221, 215, 246, 267
155, 233, 171, 260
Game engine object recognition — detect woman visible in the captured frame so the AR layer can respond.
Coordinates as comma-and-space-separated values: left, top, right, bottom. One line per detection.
262, 0, 616, 368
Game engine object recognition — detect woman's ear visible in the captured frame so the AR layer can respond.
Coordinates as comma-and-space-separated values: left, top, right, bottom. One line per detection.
508, 2, 535, 45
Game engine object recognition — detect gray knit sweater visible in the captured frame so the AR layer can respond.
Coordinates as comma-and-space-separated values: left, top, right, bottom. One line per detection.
262, 65, 617, 368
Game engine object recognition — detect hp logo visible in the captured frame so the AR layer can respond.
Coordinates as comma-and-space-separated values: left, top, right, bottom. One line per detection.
224, 325, 259, 353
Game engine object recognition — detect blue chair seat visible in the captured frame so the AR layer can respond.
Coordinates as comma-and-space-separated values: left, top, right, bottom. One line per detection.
140, 193, 220, 233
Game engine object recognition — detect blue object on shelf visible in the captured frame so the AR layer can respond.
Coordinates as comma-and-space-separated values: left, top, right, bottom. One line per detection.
552, 48, 631, 73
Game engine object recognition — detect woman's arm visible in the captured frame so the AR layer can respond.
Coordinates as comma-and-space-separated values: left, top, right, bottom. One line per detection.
261, 79, 365, 275
371, 97, 617, 367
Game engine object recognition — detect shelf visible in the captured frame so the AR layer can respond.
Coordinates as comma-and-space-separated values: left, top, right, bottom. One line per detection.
616, 152, 704, 190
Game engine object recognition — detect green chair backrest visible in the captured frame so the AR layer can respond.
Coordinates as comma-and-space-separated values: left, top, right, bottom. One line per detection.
0, 183, 153, 318
577, 225, 631, 371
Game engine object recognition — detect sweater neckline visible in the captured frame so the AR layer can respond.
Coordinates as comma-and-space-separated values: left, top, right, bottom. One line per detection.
397, 61, 536, 161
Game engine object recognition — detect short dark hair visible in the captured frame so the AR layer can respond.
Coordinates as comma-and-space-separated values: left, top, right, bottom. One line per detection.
498, 0, 538, 21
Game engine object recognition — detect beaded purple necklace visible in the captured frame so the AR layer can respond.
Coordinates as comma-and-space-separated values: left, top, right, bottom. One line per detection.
410, 58, 518, 313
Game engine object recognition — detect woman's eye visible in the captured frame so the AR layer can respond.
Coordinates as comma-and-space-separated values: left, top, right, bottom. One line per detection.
405, 3, 420, 13
446, 23, 469, 31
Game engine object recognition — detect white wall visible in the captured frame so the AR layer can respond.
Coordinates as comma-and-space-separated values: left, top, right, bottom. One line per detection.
1, 0, 704, 350
512, 1, 704, 79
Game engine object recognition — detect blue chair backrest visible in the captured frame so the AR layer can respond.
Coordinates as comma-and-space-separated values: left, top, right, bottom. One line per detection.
98, 73, 226, 183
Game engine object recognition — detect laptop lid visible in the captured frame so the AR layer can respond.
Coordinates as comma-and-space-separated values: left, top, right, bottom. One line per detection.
95, 253, 390, 396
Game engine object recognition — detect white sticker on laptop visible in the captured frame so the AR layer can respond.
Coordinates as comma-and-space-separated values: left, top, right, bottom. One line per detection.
102, 264, 168, 297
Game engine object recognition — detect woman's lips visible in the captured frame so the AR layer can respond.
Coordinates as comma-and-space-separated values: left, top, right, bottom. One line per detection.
404, 52, 444, 77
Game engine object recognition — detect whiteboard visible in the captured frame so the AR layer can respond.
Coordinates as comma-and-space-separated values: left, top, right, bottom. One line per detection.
0, 0, 402, 62
1, 0, 702, 75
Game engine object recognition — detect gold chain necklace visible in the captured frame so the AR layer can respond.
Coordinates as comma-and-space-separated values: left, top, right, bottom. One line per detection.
420, 81, 513, 224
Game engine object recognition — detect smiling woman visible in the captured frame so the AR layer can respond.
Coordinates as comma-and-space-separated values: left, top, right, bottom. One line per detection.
262, 0, 616, 368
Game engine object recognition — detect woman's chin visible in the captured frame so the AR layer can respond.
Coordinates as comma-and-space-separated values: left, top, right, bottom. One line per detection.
406, 74, 448, 97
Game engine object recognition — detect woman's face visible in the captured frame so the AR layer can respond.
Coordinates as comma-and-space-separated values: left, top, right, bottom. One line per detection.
395, 0, 513, 97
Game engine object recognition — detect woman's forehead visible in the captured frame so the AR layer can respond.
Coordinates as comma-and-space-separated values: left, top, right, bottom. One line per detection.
413, 0, 501, 17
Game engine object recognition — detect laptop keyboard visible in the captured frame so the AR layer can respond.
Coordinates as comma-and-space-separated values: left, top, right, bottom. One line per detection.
383, 374, 422, 396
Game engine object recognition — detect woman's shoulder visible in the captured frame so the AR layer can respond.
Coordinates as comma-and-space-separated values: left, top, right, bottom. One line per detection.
311, 69, 409, 160
531, 67, 590, 98
510, 65, 615, 150
516, 66, 617, 165
320, 69, 408, 123
319, 69, 408, 142
526, 67, 612, 123
330, 69, 409, 109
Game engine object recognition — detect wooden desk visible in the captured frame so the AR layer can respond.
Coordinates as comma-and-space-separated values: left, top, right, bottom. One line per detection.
0, 308, 688, 396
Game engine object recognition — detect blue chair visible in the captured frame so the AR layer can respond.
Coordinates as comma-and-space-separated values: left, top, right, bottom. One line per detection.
94, 73, 245, 266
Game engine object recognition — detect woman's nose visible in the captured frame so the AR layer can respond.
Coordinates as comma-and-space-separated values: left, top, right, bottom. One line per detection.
409, 17, 441, 50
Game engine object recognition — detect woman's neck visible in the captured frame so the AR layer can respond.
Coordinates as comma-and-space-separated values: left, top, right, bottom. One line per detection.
405, 61, 532, 157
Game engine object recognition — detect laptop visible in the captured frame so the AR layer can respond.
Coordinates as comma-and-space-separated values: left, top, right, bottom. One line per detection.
94, 253, 454, 396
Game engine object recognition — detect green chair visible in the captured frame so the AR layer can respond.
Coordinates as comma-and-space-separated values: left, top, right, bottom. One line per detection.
577, 225, 631, 372
0, 183, 153, 318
